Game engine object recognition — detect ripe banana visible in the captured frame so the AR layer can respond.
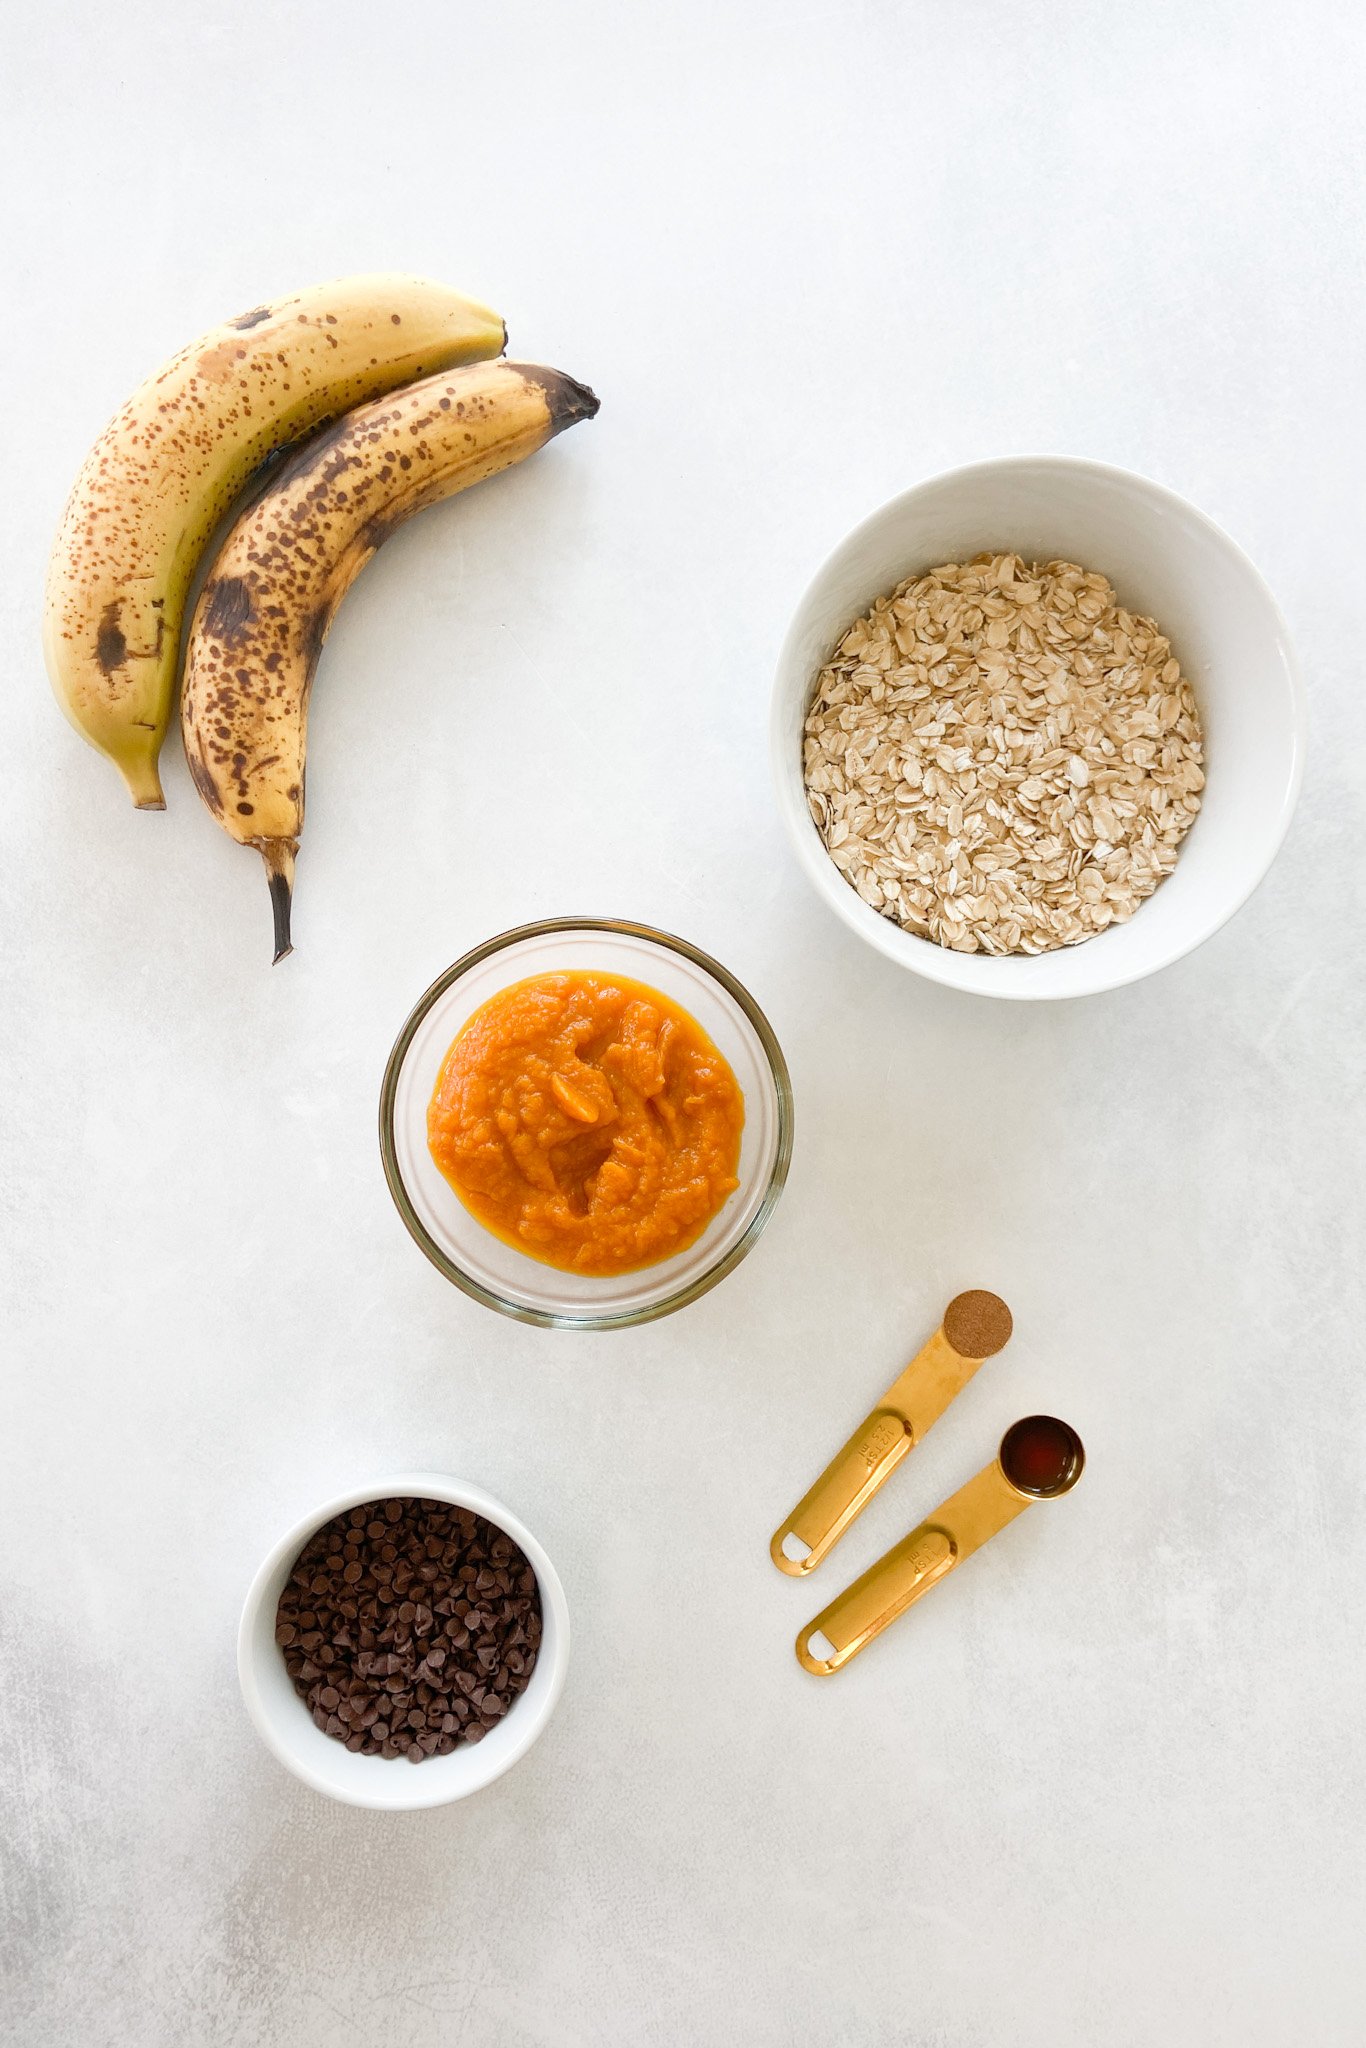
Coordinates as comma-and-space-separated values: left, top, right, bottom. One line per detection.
180, 358, 599, 960
44, 275, 507, 809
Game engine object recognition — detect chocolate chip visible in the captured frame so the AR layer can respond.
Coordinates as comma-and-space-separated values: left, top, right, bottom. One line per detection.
275, 1497, 541, 1766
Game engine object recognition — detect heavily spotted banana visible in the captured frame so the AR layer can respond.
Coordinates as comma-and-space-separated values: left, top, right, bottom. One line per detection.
180, 358, 599, 960
44, 275, 506, 808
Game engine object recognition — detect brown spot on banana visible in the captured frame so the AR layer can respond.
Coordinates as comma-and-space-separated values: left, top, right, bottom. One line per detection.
180, 358, 599, 962
200, 576, 255, 644
95, 602, 127, 676
186, 746, 226, 817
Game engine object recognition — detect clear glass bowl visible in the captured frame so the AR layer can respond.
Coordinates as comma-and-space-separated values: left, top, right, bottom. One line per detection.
379, 918, 794, 1329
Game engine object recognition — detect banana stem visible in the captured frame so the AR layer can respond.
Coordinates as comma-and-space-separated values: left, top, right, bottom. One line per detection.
118, 748, 166, 810
260, 840, 297, 964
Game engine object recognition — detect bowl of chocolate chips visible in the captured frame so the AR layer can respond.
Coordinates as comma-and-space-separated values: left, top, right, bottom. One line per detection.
238, 1475, 570, 1808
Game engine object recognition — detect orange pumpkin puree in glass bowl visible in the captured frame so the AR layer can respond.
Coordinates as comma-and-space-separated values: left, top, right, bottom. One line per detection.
426, 972, 745, 1276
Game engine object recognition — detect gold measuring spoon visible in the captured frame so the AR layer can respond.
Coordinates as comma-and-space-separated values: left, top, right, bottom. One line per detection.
795, 1415, 1085, 1676
770, 1291, 1014, 1577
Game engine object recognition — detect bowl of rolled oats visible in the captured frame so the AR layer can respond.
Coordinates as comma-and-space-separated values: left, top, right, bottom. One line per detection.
772, 457, 1305, 998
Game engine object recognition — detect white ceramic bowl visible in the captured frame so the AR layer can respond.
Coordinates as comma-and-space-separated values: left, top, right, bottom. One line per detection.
380, 919, 793, 1328
238, 1474, 569, 1809
771, 457, 1306, 999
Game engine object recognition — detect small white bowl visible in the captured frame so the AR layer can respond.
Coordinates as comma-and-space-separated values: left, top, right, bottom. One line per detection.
380, 919, 793, 1328
238, 1474, 569, 1809
771, 456, 1306, 999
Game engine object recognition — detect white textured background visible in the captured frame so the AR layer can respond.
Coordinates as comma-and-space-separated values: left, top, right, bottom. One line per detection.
4, 3, 1365, 2043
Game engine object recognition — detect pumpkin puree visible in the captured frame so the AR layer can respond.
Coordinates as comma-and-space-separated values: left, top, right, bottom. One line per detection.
427, 972, 744, 1276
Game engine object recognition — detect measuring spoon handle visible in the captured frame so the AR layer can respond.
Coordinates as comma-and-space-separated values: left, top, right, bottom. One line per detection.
795, 1462, 1030, 1674
770, 1292, 1012, 1577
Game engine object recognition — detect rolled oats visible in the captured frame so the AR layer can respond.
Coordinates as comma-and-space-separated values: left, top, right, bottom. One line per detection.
803, 555, 1204, 955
